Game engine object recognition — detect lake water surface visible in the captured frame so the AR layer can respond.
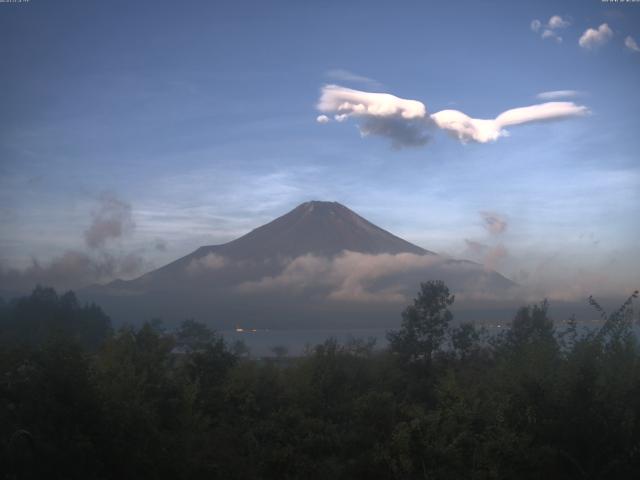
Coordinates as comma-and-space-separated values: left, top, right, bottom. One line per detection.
221, 321, 638, 357
220, 328, 389, 357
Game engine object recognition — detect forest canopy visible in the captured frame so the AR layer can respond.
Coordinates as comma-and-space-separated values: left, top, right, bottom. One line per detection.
1, 283, 639, 479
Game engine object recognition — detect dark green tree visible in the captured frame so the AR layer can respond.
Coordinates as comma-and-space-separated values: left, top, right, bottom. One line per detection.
0, 286, 111, 351
504, 299, 556, 352
387, 280, 455, 365
175, 318, 215, 353
450, 322, 482, 360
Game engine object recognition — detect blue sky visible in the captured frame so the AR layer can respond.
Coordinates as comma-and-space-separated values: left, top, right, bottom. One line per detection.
1, 0, 639, 297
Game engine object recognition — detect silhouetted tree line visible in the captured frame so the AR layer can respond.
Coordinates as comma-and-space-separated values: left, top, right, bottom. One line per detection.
1, 282, 639, 479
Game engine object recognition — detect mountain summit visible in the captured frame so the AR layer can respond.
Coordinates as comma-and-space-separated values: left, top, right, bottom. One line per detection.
196, 200, 431, 259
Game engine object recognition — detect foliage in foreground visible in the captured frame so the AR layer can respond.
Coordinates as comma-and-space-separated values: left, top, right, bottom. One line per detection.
0, 283, 639, 480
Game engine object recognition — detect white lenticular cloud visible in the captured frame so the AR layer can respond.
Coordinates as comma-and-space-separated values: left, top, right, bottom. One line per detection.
579, 23, 613, 50
625, 36, 640, 53
536, 90, 582, 100
430, 110, 505, 143
431, 102, 590, 144
317, 84, 427, 120
316, 85, 590, 146
316, 84, 430, 147
495, 102, 589, 127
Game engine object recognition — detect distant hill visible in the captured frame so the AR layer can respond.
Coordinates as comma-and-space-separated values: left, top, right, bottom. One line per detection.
82, 201, 516, 328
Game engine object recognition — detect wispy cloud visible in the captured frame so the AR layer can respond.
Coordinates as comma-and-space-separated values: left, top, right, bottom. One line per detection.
463, 240, 508, 271
485, 244, 509, 271
325, 69, 381, 88
316, 85, 590, 147
536, 90, 584, 101
579, 23, 613, 50
84, 192, 135, 249
480, 211, 508, 235
134, 165, 330, 252
541, 29, 563, 44
464, 211, 509, 271
625, 36, 640, 53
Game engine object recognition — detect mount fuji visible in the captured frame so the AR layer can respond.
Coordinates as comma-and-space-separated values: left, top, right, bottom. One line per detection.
83, 201, 515, 327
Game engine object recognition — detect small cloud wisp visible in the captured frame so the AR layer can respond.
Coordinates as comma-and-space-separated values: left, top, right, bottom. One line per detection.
531, 15, 571, 43
536, 90, 583, 101
625, 36, 640, 53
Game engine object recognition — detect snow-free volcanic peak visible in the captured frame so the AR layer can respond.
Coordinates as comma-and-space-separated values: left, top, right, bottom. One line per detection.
203, 200, 432, 259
